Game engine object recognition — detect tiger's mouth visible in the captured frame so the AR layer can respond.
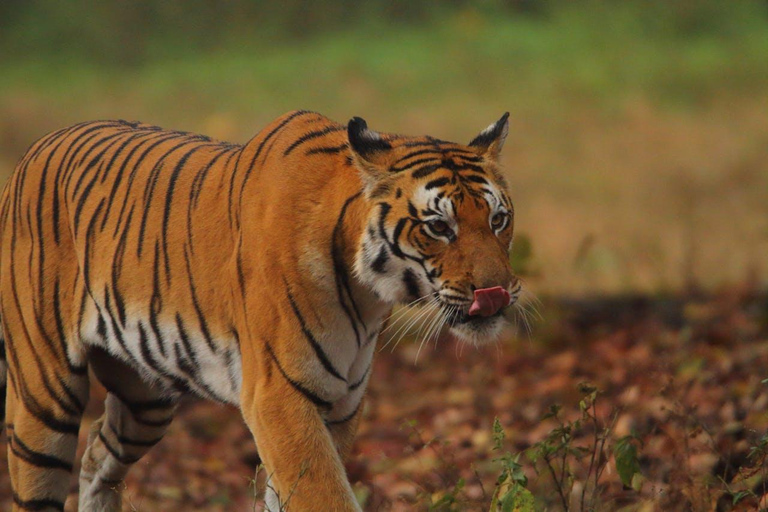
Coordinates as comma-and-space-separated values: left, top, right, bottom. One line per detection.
439, 285, 512, 327
447, 308, 505, 326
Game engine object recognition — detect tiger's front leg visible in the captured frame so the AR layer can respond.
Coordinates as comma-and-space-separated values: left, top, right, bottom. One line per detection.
240, 347, 361, 512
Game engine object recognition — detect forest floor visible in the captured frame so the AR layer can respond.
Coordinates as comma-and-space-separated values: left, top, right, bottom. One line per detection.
1, 288, 767, 511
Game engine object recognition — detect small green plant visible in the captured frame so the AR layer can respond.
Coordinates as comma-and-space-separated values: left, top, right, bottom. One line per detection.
524, 382, 641, 512
489, 418, 535, 512
718, 430, 768, 507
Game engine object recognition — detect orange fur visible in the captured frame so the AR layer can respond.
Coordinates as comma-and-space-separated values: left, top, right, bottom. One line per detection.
0, 111, 517, 511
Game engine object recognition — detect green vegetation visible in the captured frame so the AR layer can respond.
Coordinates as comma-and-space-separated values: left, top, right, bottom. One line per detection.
3, 1, 767, 115
1, 0, 767, 294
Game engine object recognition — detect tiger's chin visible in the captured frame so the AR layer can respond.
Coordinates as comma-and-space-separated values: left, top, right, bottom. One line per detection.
447, 310, 506, 345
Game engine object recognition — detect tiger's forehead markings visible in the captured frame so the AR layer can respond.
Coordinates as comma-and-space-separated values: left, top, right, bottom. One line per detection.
410, 164, 510, 224
388, 137, 484, 174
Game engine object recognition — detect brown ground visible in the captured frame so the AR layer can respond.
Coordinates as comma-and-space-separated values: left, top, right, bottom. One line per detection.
1, 289, 766, 511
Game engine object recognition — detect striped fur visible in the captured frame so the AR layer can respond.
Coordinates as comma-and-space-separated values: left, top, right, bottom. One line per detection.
0, 111, 517, 511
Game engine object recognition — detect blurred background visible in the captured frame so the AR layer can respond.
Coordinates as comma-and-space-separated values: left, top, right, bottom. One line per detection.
1, 1, 768, 511
2, 0, 766, 296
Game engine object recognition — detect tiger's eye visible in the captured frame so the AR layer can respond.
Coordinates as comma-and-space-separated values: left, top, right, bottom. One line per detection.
429, 220, 450, 234
491, 212, 506, 230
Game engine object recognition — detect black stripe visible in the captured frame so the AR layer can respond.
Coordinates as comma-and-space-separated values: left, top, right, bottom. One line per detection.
402, 140, 433, 148
402, 268, 420, 299
349, 365, 370, 391
52, 279, 87, 375
265, 343, 332, 408
407, 201, 419, 218
391, 218, 408, 252
284, 125, 345, 156
105, 382, 176, 415
98, 431, 141, 465
284, 284, 346, 382
68, 131, 126, 199
326, 400, 363, 426
464, 174, 488, 184
305, 143, 348, 155
393, 148, 439, 165
108, 422, 164, 448
412, 165, 441, 179
371, 246, 388, 273
6, 346, 80, 436
57, 123, 121, 181
105, 131, 179, 235
4, 253, 83, 434
102, 287, 136, 368
425, 177, 450, 190
82, 198, 106, 292
236, 110, 313, 197
72, 159, 106, 237
191, 145, 237, 206
331, 193, 366, 348
230, 111, 314, 230
10, 435, 74, 471
454, 161, 486, 174
187, 146, 239, 255
99, 130, 151, 186
12, 493, 65, 511
183, 244, 217, 352
149, 242, 167, 358
137, 138, 205, 259
71, 127, 129, 177
38, 124, 110, 246
391, 157, 440, 173
377, 203, 400, 258
138, 321, 166, 380
60, 125, 122, 194
17, 397, 79, 435
175, 313, 198, 369
454, 153, 483, 163
161, 144, 210, 283
111, 206, 133, 327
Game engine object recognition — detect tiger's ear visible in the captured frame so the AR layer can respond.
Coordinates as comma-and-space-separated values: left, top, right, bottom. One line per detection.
348, 117, 393, 191
468, 112, 509, 161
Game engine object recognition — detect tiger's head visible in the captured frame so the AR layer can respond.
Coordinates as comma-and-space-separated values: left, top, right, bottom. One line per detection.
350, 114, 520, 344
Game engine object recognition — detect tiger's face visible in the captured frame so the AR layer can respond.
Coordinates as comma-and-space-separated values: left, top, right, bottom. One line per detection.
350, 114, 520, 344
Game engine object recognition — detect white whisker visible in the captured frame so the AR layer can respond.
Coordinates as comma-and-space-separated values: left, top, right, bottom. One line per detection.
379, 296, 439, 351
380, 292, 437, 334
387, 297, 440, 353
415, 302, 445, 363
413, 303, 444, 364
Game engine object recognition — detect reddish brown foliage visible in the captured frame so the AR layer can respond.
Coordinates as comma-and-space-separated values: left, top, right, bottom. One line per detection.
1, 290, 767, 511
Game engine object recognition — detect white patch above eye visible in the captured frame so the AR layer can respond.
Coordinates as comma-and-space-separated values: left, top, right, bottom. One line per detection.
413, 184, 458, 239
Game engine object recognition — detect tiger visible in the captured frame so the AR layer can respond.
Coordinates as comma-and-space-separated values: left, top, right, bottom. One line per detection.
0, 110, 519, 511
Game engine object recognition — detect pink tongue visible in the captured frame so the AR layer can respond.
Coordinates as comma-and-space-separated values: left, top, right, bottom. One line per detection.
468, 286, 511, 317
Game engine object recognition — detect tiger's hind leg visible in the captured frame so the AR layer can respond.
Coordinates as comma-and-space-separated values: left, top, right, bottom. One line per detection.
78, 348, 178, 512
3, 334, 89, 512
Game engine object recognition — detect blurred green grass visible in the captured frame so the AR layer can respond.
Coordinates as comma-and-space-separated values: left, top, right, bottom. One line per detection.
1, 0, 767, 294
